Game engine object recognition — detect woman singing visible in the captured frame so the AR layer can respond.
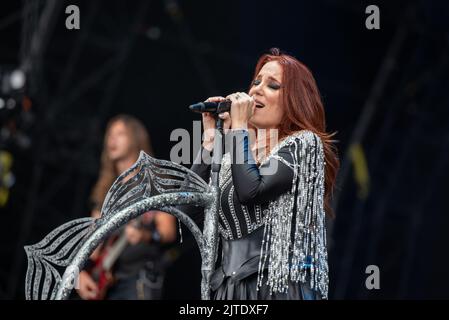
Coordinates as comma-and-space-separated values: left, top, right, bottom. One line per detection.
191, 48, 339, 300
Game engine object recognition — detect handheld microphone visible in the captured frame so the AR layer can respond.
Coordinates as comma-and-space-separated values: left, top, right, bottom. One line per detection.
189, 100, 232, 114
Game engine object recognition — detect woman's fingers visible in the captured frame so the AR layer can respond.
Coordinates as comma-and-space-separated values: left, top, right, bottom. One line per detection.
205, 96, 226, 102
239, 92, 255, 108
226, 92, 255, 128
226, 92, 239, 102
227, 92, 254, 106
224, 114, 232, 130
218, 112, 229, 119
202, 112, 213, 120
218, 112, 231, 129
202, 112, 216, 130
204, 93, 253, 131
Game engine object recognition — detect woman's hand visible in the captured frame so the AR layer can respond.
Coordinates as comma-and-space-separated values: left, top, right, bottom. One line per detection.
226, 92, 255, 130
202, 96, 231, 151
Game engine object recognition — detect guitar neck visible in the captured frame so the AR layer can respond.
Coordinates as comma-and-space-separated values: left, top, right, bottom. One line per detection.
102, 233, 129, 271
99, 215, 150, 271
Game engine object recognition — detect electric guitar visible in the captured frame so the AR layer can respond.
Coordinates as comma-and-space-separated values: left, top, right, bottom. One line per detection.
86, 231, 129, 300
86, 213, 153, 299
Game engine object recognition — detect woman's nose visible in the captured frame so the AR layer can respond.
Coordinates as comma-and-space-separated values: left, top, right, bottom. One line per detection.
249, 85, 261, 96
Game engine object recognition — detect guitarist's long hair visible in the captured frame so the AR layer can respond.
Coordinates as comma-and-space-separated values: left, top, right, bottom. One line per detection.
90, 114, 153, 211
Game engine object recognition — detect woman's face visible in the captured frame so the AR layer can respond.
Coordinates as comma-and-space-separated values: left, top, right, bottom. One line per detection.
248, 60, 284, 130
106, 120, 133, 161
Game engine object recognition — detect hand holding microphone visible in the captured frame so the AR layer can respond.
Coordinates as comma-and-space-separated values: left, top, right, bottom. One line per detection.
226, 92, 255, 130
198, 96, 231, 151
190, 93, 254, 151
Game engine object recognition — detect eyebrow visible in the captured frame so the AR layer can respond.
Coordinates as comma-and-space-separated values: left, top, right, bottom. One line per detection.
256, 75, 282, 83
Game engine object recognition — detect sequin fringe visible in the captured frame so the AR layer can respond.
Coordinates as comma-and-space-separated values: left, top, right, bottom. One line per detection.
256, 130, 328, 299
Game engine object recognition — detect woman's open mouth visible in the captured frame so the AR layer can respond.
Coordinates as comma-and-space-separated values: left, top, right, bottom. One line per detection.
254, 100, 265, 108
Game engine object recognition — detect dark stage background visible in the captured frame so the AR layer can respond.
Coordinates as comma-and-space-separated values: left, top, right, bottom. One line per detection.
0, 0, 448, 299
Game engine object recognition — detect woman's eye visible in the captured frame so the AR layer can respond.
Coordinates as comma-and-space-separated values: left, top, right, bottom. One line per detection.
252, 79, 280, 89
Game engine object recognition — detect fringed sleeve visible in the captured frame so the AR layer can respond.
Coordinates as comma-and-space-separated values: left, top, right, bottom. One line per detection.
257, 130, 328, 299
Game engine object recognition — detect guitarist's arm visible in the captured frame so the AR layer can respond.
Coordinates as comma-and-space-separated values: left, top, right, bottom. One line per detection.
77, 270, 99, 300
154, 210, 177, 243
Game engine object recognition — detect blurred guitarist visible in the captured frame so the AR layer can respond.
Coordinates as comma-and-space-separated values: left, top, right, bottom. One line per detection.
76, 114, 177, 300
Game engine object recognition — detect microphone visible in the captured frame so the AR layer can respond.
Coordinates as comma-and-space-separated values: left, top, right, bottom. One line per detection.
189, 100, 232, 114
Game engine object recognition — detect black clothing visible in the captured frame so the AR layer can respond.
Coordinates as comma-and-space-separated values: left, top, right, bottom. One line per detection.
190, 130, 321, 300
192, 131, 294, 240
114, 237, 162, 280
